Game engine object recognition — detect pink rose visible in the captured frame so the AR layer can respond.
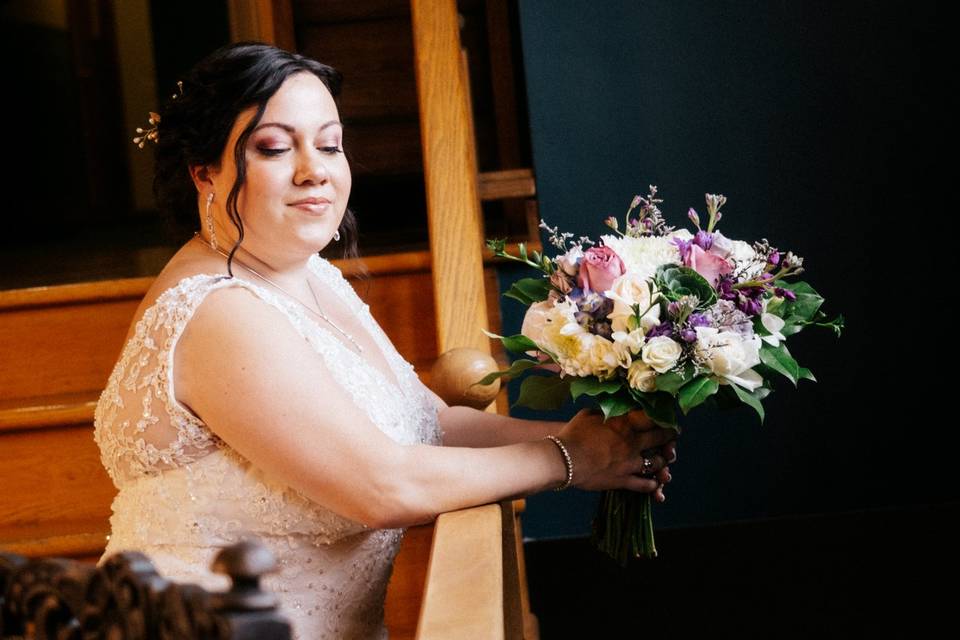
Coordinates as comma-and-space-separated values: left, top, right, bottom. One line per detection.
577, 245, 625, 293
688, 244, 733, 287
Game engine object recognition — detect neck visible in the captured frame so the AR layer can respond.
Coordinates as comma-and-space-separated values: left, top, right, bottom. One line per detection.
193, 232, 312, 288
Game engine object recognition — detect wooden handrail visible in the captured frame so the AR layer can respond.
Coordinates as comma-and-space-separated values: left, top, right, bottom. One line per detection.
416, 499, 530, 640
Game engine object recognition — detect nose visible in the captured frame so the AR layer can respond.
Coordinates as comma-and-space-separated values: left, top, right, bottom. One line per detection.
293, 147, 330, 185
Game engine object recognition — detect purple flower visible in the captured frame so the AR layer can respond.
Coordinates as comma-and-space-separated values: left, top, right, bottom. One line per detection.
688, 312, 711, 328
693, 229, 714, 251
646, 320, 674, 338
672, 237, 692, 264
716, 274, 737, 300
767, 251, 781, 267
775, 287, 797, 301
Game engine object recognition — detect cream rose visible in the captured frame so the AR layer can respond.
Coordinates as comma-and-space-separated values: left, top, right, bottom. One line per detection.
640, 336, 683, 373
626, 359, 658, 392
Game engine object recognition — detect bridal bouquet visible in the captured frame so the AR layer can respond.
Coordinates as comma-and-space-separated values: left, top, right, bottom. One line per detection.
479, 186, 844, 566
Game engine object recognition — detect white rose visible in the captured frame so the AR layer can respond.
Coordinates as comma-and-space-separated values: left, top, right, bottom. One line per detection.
640, 336, 683, 373
626, 359, 658, 392
604, 273, 662, 334
694, 326, 764, 391
759, 312, 786, 347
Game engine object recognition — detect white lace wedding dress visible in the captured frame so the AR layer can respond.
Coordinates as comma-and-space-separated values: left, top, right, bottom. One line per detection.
93, 252, 444, 639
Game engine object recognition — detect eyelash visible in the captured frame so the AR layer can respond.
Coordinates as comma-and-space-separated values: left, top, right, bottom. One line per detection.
258, 146, 343, 156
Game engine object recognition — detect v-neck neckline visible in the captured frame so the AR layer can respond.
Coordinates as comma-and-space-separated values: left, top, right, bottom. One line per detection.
299, 256, 408, 399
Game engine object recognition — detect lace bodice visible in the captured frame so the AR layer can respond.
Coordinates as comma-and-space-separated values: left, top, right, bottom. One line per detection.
93, 253, 443, 639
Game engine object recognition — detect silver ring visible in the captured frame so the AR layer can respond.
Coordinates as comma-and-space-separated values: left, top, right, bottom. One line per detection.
641, 457, 654, 474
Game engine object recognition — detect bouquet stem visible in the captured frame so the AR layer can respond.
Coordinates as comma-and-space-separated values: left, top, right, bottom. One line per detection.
590, 489, 657, 567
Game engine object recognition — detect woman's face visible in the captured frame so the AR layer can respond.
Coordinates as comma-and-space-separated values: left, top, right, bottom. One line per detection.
206, 71, 351, 258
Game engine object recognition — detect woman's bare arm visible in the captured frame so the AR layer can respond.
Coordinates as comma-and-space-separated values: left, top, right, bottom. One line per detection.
176, 286, 570, 530
423, 384, 563, 447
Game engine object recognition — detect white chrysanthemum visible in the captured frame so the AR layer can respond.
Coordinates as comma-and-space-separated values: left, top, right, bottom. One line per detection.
600, 230, 689, 282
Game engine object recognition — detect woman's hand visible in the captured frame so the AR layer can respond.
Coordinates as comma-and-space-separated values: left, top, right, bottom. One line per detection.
556, 407, 678, 494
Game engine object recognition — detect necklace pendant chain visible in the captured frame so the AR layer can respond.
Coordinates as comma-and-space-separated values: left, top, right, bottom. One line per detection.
192, 233, 364, 354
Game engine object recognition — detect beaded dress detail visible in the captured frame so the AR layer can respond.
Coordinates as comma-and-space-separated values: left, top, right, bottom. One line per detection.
93, 253, 444, 640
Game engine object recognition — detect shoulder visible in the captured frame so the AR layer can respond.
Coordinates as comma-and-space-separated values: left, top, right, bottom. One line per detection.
172, 282, 318, 411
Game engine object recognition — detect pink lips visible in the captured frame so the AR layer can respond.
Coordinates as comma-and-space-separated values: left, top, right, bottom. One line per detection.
289, 197, 332, 214
290, 197, 331, 205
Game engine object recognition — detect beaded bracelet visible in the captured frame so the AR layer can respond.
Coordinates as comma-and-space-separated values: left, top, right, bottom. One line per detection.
544, 435, 574, 491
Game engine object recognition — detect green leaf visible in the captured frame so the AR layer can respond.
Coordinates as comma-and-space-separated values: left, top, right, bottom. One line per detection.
759, 342, 800, 387
655, 364, 696, 395
480, 329, 540, 355
503, 277, 552, 305
628, 389, 681, 432
472, 358, 539, 386
597, 393, 635, 421
798, 366, 817, 382
729, 381, 766, 425
777, 281, 824, 325
512, 375, 572, 411
677, 375, 720, 414
571, 376, 623, 400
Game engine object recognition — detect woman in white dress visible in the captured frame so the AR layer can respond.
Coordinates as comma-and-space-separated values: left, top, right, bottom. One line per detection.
93, 42, 678, 639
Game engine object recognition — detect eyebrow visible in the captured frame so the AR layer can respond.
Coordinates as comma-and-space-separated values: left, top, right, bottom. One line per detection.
252, 120, 343, 134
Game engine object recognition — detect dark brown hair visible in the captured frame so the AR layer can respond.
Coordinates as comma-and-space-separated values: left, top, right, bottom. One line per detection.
152, 41, 361, 272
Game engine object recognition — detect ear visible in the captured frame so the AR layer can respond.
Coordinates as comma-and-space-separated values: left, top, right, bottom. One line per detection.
189, 162, 220, 193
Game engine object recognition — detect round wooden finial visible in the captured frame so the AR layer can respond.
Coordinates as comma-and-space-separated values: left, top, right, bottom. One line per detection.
429, 348, 501, 410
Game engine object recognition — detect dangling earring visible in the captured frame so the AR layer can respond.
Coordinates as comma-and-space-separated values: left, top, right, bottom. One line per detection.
333, 229, 341, 242
205, 192, 218, 251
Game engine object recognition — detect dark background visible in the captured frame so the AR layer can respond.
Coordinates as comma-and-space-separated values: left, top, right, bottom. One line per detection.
502, 2, 953, 636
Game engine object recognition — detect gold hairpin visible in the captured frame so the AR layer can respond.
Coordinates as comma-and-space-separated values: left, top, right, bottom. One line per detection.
132, 80, 183, 148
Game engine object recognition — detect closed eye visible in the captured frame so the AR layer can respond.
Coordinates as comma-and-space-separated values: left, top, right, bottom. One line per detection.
256, 146, 343, 156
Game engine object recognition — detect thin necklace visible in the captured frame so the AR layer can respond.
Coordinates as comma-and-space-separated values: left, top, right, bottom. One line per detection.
191, 232, 364, 354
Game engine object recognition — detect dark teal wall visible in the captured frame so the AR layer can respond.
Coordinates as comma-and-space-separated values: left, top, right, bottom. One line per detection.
503, 1, 951, 540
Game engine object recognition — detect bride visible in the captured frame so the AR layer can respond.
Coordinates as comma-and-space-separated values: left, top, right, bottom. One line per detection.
93, 41, 677, 639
